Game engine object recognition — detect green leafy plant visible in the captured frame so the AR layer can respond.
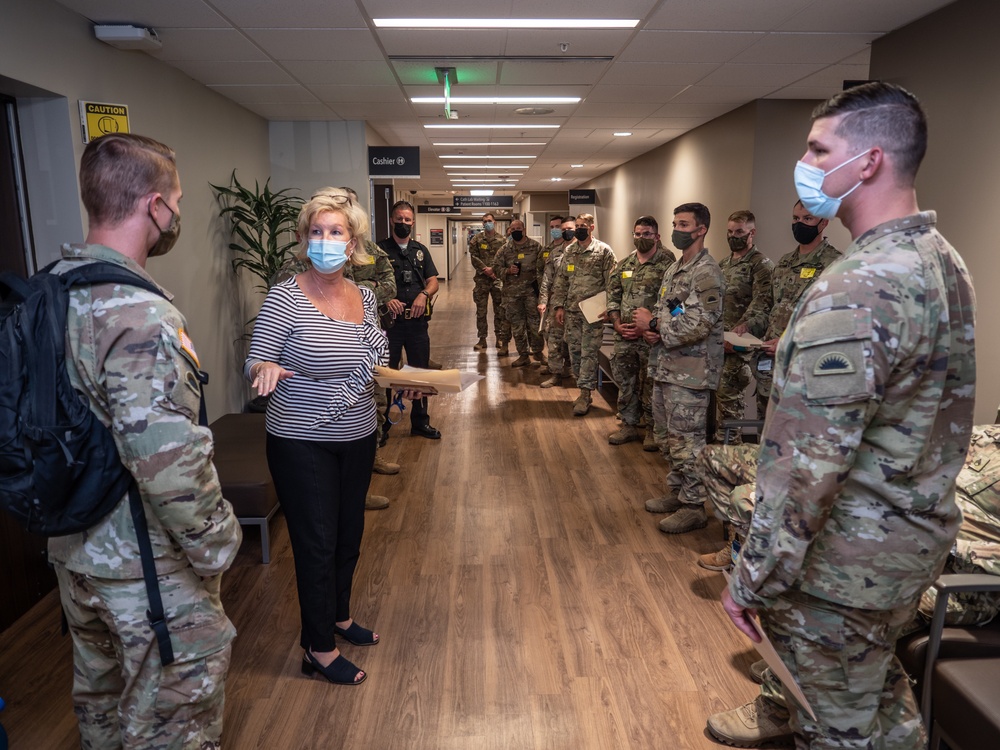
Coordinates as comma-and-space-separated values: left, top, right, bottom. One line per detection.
211, 170, 304, 293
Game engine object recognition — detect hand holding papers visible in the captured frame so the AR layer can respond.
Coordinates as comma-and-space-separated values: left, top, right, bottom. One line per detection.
724, 331, 764, 350
374, 365, 483, 395
578, 291, 607, 324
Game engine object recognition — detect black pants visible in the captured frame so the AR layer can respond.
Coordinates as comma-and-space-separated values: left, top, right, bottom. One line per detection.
266, 431, 376, 652
387, 313, 431, 427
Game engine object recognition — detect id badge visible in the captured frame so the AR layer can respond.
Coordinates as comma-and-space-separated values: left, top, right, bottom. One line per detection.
756, 356, 773, 373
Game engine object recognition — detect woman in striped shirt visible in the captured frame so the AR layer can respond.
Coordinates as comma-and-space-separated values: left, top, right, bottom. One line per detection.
245, 192, 387, 686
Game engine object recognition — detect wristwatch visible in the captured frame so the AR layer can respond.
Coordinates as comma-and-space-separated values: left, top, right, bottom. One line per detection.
648, 317, 659, 332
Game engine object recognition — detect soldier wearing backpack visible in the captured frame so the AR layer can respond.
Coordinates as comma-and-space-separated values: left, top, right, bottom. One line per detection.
45, 134, 241, 748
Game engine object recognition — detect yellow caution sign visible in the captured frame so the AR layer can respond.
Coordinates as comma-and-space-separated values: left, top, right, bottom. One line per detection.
79, 101, 130, 143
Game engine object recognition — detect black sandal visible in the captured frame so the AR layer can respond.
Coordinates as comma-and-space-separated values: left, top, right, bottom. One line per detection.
301, 651, 367, 685
335, 621, 379, 646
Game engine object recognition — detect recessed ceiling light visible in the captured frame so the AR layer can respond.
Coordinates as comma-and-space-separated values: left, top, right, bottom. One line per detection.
439, 155, 535, 159
470, 190, 495, 196
613, 132, 633, 137
413, 97, 579, 104
425, 124, 559, 129
433, 142, 548, 146
445, 164, 532, 169
374, 18, 639, 29
447, 173, 524, 177
550, 177, 563, 182
571, 164, 584, 168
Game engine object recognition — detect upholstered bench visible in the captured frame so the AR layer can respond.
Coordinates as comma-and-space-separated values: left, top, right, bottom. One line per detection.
210, 413, 279, 563
930, 657, 1000, 749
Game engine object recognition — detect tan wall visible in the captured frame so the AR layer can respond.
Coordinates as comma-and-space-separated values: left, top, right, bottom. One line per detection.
870, 0, 999, 424
2, 0, 271, 419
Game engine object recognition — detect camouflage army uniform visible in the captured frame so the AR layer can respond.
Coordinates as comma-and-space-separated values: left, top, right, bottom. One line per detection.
647, 248, 724, 508
48, 244, 242, 750
469, 230, 509, 344
538, 239, 570, 373
697, 443, 759, 537
606, 243, 674, 429
493, 236, 544, 357
717, 246, 773, 436
550, 238, 617, 390
346, 240, 397, 433
749, 239, 839, 417
729, 212, 976, 748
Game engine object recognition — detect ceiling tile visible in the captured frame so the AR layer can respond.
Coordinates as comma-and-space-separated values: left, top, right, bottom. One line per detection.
789, 63, 871, 89
281, 60, 399, 86
731, 32, 878, 64
668, 85, 777, 104
245, 29, 384, 61
376, 29, 506, 57
331, 102, 411, 119
778, 0, 956, 33
645, 0, 813, 31
308, 85, 406, 104
241, 102, 341, 120
697, 62, 827, 88
169, 60, 296, 86
208, 84, 320, 104
150, 29, 267, 61
618, 31, 765, 63
392, 61, 499, 86
499, 61, 609, 85
211, 0, 368, 29
634, 117, 713, 130
54, 0, 229, 28
600, 62, 719, 86
586, 84, 688, 103
502, 29, 635, 58
572, 100, 663, 118
649, 102, 740, 118
764, 86, 844, 100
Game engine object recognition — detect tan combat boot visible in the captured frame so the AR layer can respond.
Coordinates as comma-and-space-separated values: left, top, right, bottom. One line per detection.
658, 505, 708, 534
749, 659, 769, 685
706, 696, 794, 748
511, 354, 531, 367
608, 424, 641, 445
644, 493, 682, 514
473, 337, 488, 351
540, 375, 561, 388
532, 351, 547, 366
365, 494, 390, 510
496, 340, 510, 356
697, 544, 733, 571
642, 430, 658, 452
373, 446, 399, 475
572, 388, 592, 416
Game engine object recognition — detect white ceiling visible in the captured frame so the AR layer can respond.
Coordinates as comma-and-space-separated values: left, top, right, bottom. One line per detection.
56, 0, 955, 197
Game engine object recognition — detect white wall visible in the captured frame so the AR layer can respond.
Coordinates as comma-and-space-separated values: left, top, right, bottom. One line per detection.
1, 0, 271, 419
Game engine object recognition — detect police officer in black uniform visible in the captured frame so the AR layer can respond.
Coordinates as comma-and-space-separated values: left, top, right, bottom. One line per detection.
377, 200, 442, 439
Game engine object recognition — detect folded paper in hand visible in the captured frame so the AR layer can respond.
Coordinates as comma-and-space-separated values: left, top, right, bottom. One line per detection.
578, 292, 607, 324
374, 365, 483, 394
724, 331, 764, 349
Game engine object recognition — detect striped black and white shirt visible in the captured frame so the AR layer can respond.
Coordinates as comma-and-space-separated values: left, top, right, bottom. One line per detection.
245, 277, 388, 441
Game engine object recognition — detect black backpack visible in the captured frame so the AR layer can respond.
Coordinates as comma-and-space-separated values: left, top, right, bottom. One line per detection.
0, 259, 188, 665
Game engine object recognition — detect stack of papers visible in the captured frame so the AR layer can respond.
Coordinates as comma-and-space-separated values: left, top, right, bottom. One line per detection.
374, 365, 483, 395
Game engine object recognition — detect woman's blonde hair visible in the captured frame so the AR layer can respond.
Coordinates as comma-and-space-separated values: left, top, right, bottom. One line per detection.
296, 188, 371, 266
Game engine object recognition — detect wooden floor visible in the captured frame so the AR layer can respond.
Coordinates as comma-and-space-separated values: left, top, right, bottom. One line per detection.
0, 257, 764, 749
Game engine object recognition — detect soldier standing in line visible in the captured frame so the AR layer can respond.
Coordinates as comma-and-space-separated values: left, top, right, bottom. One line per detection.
468, 211, 510, 354
748, 200, 840, 418
633, 202, 724, 535
716, 210, 773, 442
550, 213, 617, 416
719, 82, 976, 749
539, 216, 575, 388
536, 215, 568, 376
493, 218, 545, 367
606, 215, 674, 450
48, 133, 242, 748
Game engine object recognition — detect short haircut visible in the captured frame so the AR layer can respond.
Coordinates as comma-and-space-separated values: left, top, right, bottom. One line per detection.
674, 202, 711, 229
80, 133, 177, 226
482, 212, 495, 221
549, 215, 565, 224
391, 200, 415, 217
576, 212, 595, 226
728, 210, 755, 226
509, 219, 525, 230
296, 193, 371, 266
812, 81, 927, 184
561, 215, 576, 226
634, 215, 658, 233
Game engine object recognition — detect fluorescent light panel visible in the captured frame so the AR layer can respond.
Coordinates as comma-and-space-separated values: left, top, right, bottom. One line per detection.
447, 173, 524, 177
413, 96, 579, 104
374, 18, 639, 29
425, 124, 559, 129
433, 142, 548, 146
470, 190, 494, 196
439, 155, 535, 159
445, 164, 531, 169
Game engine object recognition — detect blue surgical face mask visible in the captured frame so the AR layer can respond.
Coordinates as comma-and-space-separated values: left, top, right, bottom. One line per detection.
550, 227, 562, 240
793, 149, 871, 219
484, 221, 495, 232
307, 239, 350, 274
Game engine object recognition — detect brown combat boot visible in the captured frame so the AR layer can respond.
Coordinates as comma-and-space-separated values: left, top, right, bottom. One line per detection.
572, 388, 592, 416
532, 351, 547, 366
496, 340, 510, 356
706, 696, 794, 747
540, 375, 561, 388
364, 494, 390, 511
511, 354, 531, 367
644, 493, 682, 513
697, 544, 733, 572
749, 659, 768, 685
608, 425, 641, 445
658, 505, 708, 534
473, 338, 488, 351
373, 446, 399, 475
642, 430, 658, 452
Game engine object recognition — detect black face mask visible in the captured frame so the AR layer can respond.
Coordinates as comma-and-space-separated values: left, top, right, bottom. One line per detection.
792, 221, 820, 245
393, 222, 412, 239
561, 229, 575, 241
510, 230, 524, 242
574, 226, 590, 241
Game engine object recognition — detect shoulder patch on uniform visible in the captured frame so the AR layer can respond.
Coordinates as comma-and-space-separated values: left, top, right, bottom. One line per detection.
416, 249, 425, 261
813, 351, 856, 375
178, 328, 200, 368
